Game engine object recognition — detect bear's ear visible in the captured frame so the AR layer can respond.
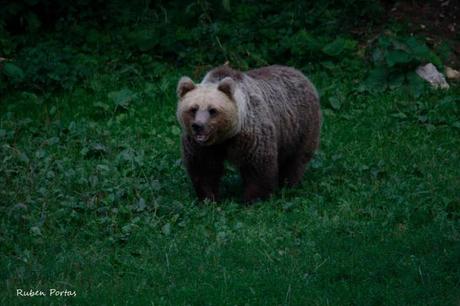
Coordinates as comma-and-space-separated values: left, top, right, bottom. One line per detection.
177, 76, 196, 99
217, 77, 235, 100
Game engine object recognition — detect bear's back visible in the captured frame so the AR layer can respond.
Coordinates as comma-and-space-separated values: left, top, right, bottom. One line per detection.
202, 65, 244, 84
202, 65, 320, 156
244, 66, 321, 158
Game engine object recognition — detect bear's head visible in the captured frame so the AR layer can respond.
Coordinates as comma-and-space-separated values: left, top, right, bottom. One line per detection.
176, 76, 240, 146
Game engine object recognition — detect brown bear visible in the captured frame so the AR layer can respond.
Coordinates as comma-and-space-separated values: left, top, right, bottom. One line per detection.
176, 65, 322, 203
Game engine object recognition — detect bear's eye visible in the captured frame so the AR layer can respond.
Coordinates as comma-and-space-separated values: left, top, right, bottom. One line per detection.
189, 106, 198, 114
209, 108, 218, 116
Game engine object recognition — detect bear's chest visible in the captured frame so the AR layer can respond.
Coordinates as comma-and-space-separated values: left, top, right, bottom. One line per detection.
224, 125, 276, 167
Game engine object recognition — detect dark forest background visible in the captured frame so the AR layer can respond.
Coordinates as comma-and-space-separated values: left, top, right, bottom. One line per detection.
1, 0, 458, 94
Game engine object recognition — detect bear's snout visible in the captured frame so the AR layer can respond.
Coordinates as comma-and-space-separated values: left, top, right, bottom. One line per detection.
194, 110, 210, 125
191, 122, 205, 133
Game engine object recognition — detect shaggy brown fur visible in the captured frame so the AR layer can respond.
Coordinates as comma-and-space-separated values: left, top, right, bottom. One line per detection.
176, 65, 322, 203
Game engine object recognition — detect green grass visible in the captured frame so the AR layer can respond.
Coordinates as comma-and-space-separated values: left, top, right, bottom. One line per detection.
1, 65, 459, 305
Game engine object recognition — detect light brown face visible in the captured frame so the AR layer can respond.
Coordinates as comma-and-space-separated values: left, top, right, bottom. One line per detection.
177, 85, 239, 146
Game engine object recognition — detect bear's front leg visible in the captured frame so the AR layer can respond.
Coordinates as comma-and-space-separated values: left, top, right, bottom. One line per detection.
189, 164, 223, 201
240, 160, 278, 203
182, 137, 225, 201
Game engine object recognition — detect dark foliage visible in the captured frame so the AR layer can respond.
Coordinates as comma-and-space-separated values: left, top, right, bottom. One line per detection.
0, 0, 390, 93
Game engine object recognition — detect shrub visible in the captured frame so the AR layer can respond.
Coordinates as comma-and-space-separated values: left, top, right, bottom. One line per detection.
363, 34, 443, 95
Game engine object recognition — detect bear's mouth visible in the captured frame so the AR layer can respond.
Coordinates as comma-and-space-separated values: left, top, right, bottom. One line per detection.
194, 133, 210, 144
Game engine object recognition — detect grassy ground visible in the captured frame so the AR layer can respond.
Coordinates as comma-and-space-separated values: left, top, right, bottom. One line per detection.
1, 53, 460, 305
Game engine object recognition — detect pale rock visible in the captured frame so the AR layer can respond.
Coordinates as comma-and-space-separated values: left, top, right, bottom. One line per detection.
416, 63, 449, 89
445, 66, 460, 80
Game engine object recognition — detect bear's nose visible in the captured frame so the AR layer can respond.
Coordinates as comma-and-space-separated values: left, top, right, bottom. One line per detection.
191, 122, 204, 133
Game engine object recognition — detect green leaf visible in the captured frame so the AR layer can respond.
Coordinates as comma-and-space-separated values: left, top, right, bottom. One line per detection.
144, 82, 157, 97
30, 226, 42, 237
96, 164, 110, 172
222, 0, 231, 11
406, 72, 425, 97
126, 29, 159, 51
171, 126, 181, 136
282, 202, 295, 211
25, 12, 41, 32
94, 102, 110, 112
328, 97, 342, 110
320, 61, 336, 70
388, 73, 405, 89
371, 48, 385, 64
385, 50, 413, 67
322, 38, 347, 57
406, 37, 430, 58
108, 88, 137, 110
82, 143, 108, 158
377, 35, 392, 48
438, 96, 459, 112
162, 223, 171, 236
406, 37, 442, 67
391, 112, 408, 119
49, 106, 57, 115
439, 95, 460, 105
364, 67, 388, 92
288, 30, 323, 57
18, 152, 30, 163
3, 63, 24, 81
135, 198, 146, 212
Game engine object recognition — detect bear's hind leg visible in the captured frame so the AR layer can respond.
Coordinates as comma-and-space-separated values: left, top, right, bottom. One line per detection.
279, 151, 314, 187
241, 163, 278, 203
